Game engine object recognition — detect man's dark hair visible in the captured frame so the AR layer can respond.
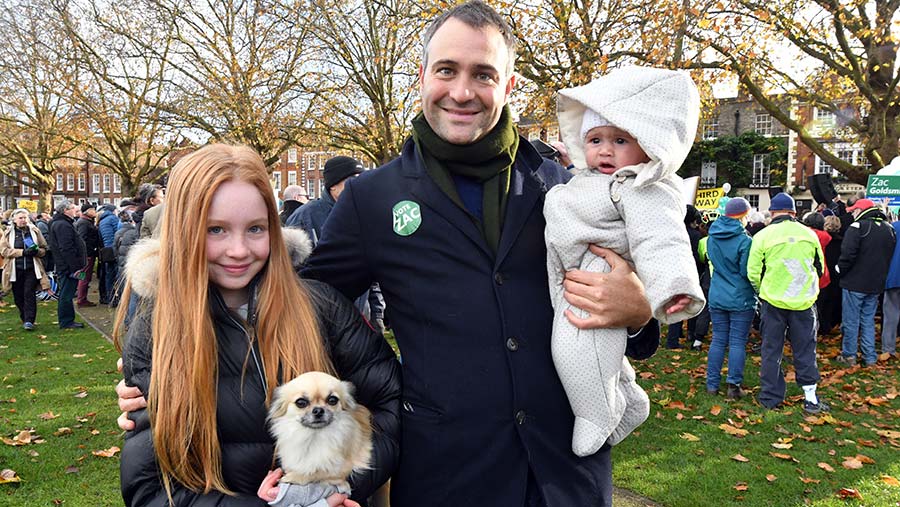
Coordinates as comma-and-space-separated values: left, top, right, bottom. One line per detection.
421, 0, 516, 73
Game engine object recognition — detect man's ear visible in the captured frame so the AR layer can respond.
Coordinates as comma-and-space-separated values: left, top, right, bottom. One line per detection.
418, 63, 425, 89
503, 72, 517, 101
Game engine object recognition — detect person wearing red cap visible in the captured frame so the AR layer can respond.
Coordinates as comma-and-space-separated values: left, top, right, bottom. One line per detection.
835, 198, 896, 367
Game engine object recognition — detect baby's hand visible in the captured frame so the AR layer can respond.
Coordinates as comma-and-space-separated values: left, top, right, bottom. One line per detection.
664, 294, 693, 315
258, 468, 283, 502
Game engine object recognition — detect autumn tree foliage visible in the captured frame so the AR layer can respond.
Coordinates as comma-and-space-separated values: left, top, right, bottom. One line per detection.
0, 0, 88, 210
56, 1, 181, 195
300, 0, 428, 165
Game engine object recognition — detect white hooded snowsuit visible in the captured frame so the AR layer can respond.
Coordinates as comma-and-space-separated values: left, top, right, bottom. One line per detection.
544, 67, 706, 456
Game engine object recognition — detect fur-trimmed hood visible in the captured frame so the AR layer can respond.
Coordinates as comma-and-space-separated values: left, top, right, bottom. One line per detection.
125, 227, 313, 299
557, 66, 700, 187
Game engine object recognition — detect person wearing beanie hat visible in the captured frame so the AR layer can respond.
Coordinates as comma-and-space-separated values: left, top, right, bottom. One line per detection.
705, 196, 757, 399
285, 156, 364, 243
768, 192, 795, 213
544, 66, 706, 456
836, 198, 896, 366
323, 156, 364, 192
74, 201, 100, 307
724, 197, 751, 219
748, 191, 830, 413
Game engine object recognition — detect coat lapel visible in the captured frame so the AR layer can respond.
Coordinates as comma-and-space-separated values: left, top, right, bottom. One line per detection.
401, 141, 493, 259
495, 156, 543, 266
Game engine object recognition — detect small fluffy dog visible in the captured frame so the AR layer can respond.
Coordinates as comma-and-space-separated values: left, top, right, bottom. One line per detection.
267, 371, 372, 506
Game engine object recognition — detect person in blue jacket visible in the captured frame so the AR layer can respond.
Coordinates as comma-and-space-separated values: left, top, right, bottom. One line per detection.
298, 2, 659, 505
705, 198, 757, 399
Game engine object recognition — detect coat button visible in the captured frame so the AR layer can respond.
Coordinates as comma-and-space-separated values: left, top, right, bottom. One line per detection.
515, 410, 526, 425
506, 337, 519, 351
494, 272, 504, 285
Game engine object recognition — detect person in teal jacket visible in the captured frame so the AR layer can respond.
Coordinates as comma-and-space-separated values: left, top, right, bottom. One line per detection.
705, 198, 757, 399
747, 193, 829, 414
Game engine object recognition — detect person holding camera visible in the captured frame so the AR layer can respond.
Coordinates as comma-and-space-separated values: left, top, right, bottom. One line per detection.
0, 209, 51, 330
48, 200, 88, 329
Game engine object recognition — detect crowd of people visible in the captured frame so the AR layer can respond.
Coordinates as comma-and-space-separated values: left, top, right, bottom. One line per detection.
666, 191, 899, 415
0, 182, 165, 330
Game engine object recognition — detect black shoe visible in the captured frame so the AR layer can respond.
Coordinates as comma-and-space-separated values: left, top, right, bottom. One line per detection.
726, 383, 746, 400
803, 399, 831, 414
706, 387, 719, 395
60, 322, 85, 329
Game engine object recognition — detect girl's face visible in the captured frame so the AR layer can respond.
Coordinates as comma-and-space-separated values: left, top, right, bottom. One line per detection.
205, 180, 270, 308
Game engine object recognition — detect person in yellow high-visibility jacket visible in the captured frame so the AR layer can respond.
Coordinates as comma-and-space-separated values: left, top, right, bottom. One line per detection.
747, 193, 829, 414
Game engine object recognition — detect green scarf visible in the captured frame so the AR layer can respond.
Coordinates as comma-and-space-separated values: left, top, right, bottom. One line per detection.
411, 106, 519, 255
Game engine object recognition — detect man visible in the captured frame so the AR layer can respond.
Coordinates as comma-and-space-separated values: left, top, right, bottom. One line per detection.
835, 198, 896, 366
279, 184, 308, 225
882, 214, 900, 359
47, 200, 86, 329
285, 156, 363, 243
117, 2, 659, 504
74, 203, 100, 307
299, 3, 657, 505
748, 193, 829, 414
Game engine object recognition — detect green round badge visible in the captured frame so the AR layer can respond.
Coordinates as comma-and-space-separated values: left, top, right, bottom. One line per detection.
392, 200, 422, 236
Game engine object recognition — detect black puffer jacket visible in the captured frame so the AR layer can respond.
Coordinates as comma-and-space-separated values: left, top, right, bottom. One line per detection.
837, 207, 897, 294
74, 216, 101, 258
48, 212, 86, 276
120, 278, 401, 506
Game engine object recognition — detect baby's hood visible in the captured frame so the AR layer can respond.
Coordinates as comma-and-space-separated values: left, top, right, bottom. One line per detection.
557, 66, 700, 187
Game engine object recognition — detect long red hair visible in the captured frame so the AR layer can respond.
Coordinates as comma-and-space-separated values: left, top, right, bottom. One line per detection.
114, 144, 333, 496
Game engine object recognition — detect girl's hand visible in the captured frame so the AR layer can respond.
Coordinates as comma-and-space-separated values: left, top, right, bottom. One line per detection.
326, 493, 349, 507
257, 468, 283, 502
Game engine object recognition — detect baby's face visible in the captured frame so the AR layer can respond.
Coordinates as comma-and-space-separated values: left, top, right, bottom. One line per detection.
583, 126, 649, 174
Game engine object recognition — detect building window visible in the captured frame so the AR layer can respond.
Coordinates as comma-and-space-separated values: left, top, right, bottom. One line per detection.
702, 116, 719, 140
272, 172, 282, 192
700, 161, 717, 187
288, 148, 298, 164
77, 174, 85, 191
307, 177, 315, 198
56, 174, 64, 191
21, 176, 29, 195
752, 154, 770, 187
755, 113, 773, 135
744, 194, 759, 210
815, 107, 836, 128
32, 184, 38, 195
113, 174, 121, 193
92, 174, 100, 193
288, 170, 297, 186
102, 174, 111, 193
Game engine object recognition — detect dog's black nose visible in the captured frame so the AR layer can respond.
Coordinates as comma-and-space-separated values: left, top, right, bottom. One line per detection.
312, 407, 325, 418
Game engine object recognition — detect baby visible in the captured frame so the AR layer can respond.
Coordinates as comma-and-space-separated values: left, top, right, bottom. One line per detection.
544, 66, 706, 456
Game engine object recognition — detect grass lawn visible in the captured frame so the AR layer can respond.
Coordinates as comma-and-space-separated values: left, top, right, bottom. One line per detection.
0, 298, 122, 506
614, 326, 900, 507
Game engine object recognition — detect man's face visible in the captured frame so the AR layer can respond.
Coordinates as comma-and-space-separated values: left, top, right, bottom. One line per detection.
64, 205, 78, 219
84, 208, 96, 219
419, 18, 516, 145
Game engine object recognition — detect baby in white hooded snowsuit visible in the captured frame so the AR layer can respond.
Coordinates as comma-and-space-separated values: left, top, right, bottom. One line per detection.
544, 66, 706, 457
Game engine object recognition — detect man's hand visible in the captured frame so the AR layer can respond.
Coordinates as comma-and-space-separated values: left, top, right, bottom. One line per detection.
116, 357, 146, 431
550, 141, 573, 168
563, 245, 651, 330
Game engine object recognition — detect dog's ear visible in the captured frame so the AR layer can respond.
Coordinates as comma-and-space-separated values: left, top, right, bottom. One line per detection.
268, 385, 290, 420
340, 380, 358, 410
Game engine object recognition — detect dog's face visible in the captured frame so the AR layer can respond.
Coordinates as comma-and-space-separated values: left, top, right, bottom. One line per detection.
270, 371, 357, 430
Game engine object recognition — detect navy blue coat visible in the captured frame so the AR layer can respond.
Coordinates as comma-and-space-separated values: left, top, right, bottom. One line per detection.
303, 138, 658, 507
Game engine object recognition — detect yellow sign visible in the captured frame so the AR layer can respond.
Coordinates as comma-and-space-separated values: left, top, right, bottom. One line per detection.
695, 188, 725, 209
16, 200, 38, 213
